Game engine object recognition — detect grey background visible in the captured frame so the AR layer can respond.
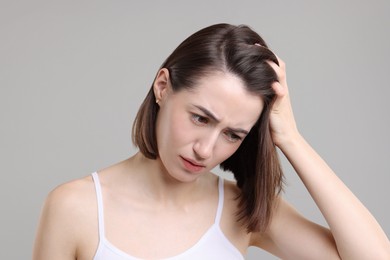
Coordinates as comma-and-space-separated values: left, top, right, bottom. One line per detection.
1, 0, 389, 259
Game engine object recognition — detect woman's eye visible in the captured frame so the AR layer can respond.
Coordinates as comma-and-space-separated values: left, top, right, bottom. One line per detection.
191, 114, 209, 125
224, 132, 242, 142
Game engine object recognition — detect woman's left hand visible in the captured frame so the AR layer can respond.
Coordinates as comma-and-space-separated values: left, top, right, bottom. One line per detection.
267, 57, 300, 148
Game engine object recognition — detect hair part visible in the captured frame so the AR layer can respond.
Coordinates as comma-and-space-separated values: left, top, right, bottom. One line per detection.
132, 23, 284, 232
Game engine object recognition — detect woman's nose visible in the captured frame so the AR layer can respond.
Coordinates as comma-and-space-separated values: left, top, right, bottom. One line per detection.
193, 132, 219, 160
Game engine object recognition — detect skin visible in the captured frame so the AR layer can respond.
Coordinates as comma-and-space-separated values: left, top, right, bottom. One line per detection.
33, 59, 390, 260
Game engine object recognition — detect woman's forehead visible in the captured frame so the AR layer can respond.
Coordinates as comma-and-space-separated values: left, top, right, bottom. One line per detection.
176, 72, 264, 126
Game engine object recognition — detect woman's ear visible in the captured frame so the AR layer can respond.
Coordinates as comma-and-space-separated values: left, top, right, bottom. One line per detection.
153, 68, 171, 104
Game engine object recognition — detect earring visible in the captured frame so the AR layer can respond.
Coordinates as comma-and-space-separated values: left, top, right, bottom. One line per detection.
156, 99, 160, 104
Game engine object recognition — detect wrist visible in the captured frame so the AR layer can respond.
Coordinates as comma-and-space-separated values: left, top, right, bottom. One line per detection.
274, 130, 304, 151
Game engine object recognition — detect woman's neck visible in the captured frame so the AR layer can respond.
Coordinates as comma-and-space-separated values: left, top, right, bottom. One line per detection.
124, 152, 213, 209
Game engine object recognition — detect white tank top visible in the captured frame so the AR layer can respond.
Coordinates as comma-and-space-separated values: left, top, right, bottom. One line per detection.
91, 172, 244, 260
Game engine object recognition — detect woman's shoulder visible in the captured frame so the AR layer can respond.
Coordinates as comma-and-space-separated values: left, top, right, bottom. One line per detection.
41, 174, 98, 234
221, 177, 241, 201
43, 174, 99, 230
48, 157, 130, 203
34, 174, 98, 259
219, 177, 242, 223
216, 177, 253, 252
47, 174, 95, 208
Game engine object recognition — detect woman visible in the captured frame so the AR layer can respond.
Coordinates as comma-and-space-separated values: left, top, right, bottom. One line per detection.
33, 23, 390, 259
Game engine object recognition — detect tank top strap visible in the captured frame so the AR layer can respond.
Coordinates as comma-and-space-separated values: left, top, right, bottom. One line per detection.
91, 172, 105, 238
214, 176, 224, 225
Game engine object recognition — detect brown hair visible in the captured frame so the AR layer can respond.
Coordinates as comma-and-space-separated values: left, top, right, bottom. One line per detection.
132, 23, 283, 232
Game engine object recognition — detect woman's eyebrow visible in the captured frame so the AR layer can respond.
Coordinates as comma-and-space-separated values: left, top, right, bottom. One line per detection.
193, 105, 249, 135
193, 105, 221, 123
227, 127, 249, 135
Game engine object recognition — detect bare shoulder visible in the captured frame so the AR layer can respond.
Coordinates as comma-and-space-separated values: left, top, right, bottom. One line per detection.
46, 175, 96, 215
220, 178, 241, 215
45, 175, 98, 239
33, 175, 98, 260
221, 178, 243, 229
222, 178, 241, 202
220, 178, 252, 253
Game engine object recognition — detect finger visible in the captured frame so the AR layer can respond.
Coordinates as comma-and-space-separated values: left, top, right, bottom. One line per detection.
272, 81, 282, 95
267, 63, 288, 98
266, 59, 286, 83
274, 54, 286, 71
272, 81, 287, 98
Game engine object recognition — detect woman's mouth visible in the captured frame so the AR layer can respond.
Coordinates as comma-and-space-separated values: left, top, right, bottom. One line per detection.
180, 156, 205, 173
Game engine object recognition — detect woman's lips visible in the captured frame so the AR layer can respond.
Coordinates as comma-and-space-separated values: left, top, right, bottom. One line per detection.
180, 156, 205, 173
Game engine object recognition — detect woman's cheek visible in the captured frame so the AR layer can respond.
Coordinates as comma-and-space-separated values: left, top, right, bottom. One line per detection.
212, 139, 238, 163
170, 114, 193, 144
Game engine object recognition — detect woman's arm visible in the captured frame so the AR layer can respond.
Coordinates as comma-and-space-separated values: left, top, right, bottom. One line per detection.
252, 58, 390, 259
276, 133, 389, 259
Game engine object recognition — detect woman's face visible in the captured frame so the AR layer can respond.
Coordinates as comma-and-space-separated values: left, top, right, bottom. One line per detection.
154, 70, 263, 183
